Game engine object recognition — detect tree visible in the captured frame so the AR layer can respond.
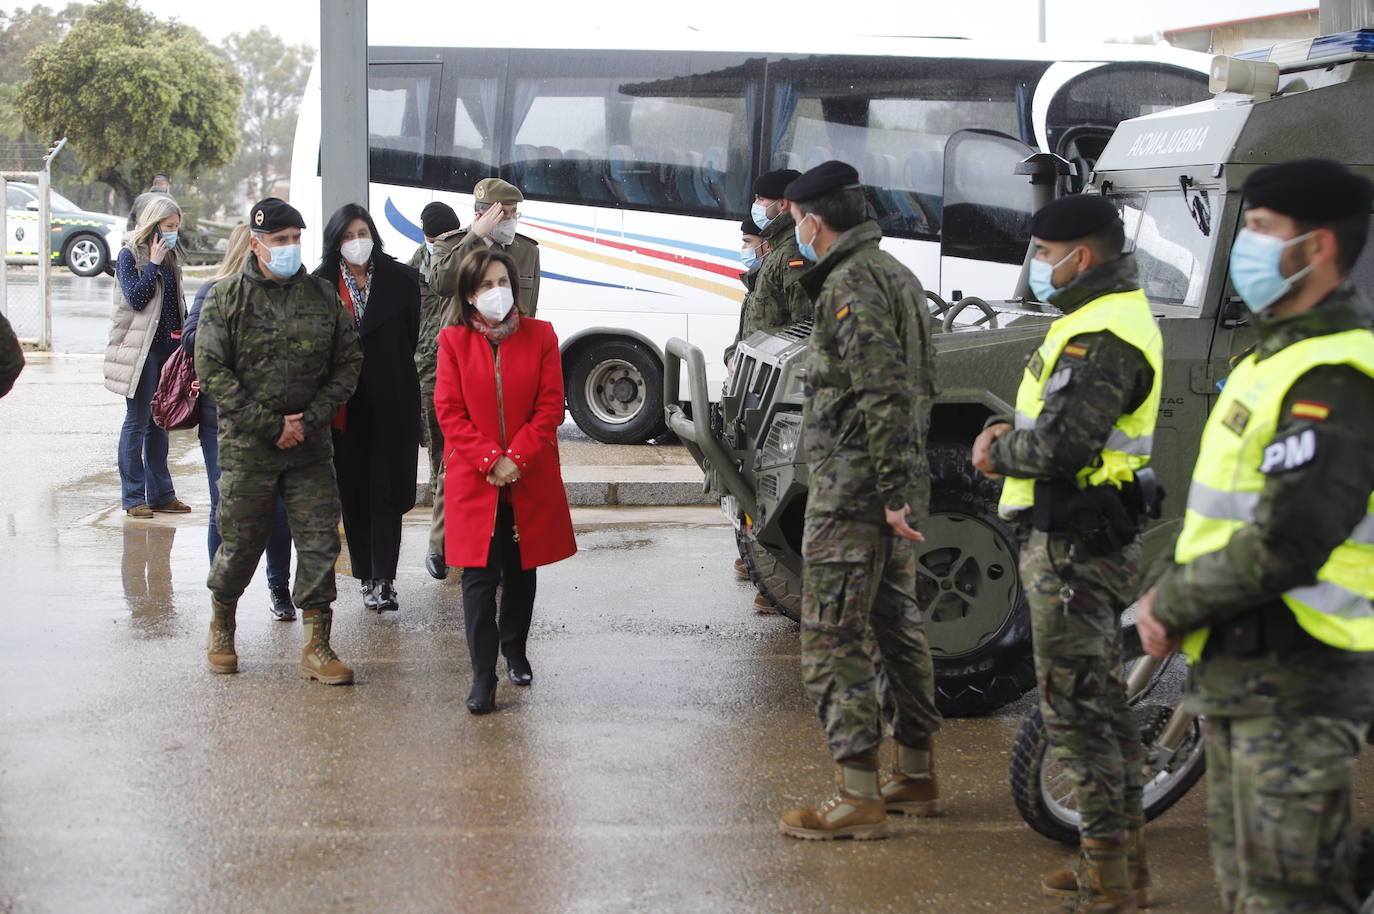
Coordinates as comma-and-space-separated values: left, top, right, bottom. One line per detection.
19, 0, 241, 207
224, 27, 314, 201
0, 3, 81, 151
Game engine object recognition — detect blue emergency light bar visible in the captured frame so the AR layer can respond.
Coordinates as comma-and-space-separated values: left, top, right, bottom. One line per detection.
1237, 28, 1374, 64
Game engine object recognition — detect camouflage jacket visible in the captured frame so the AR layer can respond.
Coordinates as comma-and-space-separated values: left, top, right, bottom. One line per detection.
432, 228, 541, 317
748, 213, 812, 332
195, 258, 362, 464
799, 220, 936, 523
988, 255, 1156, 481
0, 310, 24, 398
409, 243, 448, 392
1152, 284, 1374, 720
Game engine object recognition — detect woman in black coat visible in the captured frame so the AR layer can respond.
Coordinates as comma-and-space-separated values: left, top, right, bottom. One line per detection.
315, 203, 422, 613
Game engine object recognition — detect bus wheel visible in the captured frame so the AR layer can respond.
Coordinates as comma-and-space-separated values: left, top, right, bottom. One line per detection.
567, 339, 667, 444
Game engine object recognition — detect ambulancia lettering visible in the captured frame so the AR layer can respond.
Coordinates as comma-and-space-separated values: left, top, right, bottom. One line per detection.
1126, 126, 1210, 158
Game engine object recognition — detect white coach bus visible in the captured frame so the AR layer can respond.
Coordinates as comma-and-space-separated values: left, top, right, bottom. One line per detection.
290, 28, 1209, 443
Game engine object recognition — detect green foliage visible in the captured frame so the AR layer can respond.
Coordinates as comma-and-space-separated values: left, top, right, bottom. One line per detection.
19, 0, 242, 207
223, 27, 314, 201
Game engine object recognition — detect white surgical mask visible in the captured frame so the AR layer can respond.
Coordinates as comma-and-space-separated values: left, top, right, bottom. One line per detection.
341, 237, 373, 266
490, 220, 518, 246
474, 286, 514, 322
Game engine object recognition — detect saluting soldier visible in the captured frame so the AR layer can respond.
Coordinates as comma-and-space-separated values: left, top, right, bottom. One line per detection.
777, 161, 942, 841
725, 168, 808, 365
973, 194, 1163, 913
195, 198, 362, 685
1137, 159, 1374, 914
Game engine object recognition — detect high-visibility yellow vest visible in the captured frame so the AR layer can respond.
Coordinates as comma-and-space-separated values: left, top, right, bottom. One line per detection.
1175, 329, 1374, 661
998, 289, 1163, 520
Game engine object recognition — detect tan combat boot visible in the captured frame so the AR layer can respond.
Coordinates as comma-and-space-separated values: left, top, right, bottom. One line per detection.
1044, 819, 1150, 907
206, 599, 238, 674
879, 740, 945, 816
779, 754, 890, 841
733, 557, 750, 581
299, 609, 354, 685
1054, 836, 1138, 913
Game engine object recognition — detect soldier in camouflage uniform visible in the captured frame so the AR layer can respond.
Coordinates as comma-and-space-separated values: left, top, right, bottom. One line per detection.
195, 198, 363, 685
973, 194, 1162, 913
411, 202, 463, 580
725, 169, 809, 365
1138, 160, 1374, 914
775, 161, 942, 842
0, 310, 24, 398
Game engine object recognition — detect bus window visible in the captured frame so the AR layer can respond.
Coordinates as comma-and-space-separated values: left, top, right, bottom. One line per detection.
367, 62, 441, 188
503, 50, 756, 216
940, 128, 1035, 265
767, 56, 1046, 240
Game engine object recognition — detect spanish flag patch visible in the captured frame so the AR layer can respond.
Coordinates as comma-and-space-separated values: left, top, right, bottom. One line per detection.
835, 304, 851, 321
1063, 343, 1089, 358
789, 259, 806, 268
1291, 400, 1331, 421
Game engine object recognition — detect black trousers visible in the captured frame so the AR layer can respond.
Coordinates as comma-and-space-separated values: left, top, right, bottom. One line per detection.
333, 429, 404, 581
462, 502, 537, 681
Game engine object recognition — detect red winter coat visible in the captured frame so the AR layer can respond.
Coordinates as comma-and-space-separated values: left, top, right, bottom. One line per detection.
434, 317, 576, 569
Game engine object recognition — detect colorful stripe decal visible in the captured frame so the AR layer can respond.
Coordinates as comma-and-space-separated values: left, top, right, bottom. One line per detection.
522, 215, 737, 260
520, 219, 741, 280
543, 271, 669, 294
537, 235, 743, 303
385, 198, 426, 244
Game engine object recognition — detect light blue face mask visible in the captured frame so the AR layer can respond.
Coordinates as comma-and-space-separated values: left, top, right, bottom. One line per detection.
740, 245, 760, 271
161, 230, 179, 249
425, 241, 436, 254
751, 201, 773, 232
795, 215, 819, 263
1229, 228, 1315, 313
1028, 247, 1080, 303
263, 242, 302, 278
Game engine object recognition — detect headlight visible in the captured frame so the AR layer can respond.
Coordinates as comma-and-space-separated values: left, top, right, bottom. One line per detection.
761, 412, 803, 465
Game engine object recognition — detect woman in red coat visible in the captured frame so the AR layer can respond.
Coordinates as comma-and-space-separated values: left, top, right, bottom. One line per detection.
434, 248, 576, 714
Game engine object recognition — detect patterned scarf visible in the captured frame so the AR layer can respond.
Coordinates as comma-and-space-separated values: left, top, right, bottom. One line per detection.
339, 260, 373, 323
471, 308, 521, 343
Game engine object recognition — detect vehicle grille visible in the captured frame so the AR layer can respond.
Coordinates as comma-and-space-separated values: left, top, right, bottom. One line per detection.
759, 473, 779, 500
776, 320, 814, 343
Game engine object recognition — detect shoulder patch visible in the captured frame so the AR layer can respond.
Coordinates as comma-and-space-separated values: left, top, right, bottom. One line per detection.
789, 259, 806, 268
1221, 400, 1251, 436
1260, 428, 1317, 474
1063, 343, 1088, 358
835, 304, 852, 321
1290, 400, 1331, 421
1026, 351, 1044, 381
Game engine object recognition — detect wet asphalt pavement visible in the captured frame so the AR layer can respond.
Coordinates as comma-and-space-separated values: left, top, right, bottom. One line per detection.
4, 348, 1374, 911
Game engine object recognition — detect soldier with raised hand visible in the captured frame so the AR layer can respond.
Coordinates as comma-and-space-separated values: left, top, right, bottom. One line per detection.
725, 169, 808, 365
195, 197, 363, 685
776, 161, 942, 842
972, 194, 1162, 913
1136, 159, 1374, 914
433, 178, 540, 316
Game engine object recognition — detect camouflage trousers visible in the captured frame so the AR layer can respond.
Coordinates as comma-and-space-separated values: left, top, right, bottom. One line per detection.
421, 380, 443, 490
208, 455, 341, 610
799, 515, 941, 762
1204, 713, 1365, 913
1023, 530, 1144, 840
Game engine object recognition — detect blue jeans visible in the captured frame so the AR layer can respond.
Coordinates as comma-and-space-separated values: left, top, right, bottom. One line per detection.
200, 403, 292, 588
119, 337, 178, 509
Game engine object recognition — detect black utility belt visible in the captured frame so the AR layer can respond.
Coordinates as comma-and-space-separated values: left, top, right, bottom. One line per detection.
1204, 600, 1328, 659
1031, 470, 1163, 558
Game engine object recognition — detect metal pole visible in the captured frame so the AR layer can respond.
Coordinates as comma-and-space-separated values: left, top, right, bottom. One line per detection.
0, 176, 7, 323
1039, 0, 1047, 42
38, 138, 65, 351
320, 0, 369, 223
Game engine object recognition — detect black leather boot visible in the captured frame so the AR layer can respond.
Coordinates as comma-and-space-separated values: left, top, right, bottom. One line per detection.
375, 580, 399, 612
466, 676, 497, 714
360, 579, 381, 612
268, 584, 296, 621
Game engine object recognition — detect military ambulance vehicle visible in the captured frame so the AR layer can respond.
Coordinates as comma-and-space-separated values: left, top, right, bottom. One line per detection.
665, 30, 1374, 716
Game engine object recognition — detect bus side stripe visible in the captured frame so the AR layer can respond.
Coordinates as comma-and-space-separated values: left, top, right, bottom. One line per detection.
522, 215, 737, 260
537, 236, 745, 302
526, 221, 743, 280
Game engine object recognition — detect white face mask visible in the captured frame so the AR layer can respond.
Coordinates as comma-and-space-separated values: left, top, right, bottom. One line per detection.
490, 220, 517, 246
474, 285, 514, 322
341, 237, 373, 266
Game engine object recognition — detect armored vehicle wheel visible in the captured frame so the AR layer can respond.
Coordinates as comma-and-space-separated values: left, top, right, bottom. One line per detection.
736, 528, 801, 622
922, 443, 1036, 716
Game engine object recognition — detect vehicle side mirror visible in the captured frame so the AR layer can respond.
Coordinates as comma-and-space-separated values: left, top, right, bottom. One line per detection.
1220, 296, 1249, 329
25, 200, 39, 211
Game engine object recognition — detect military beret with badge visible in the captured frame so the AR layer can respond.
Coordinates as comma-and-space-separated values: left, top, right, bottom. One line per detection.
474, 177, 524, 205
250, 197, 306, 233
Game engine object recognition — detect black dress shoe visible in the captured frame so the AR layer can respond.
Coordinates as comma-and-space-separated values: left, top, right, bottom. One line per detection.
507, 657, 533, 687
375, 579, 399, 612
466, 678, 497, 714
360, 579, 381, 612
425, 550, 448, 580
268, 584, 296, 621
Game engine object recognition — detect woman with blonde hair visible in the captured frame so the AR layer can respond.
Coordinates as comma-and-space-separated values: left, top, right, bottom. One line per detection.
104, 194, 190, 518
182, 223, 297, 622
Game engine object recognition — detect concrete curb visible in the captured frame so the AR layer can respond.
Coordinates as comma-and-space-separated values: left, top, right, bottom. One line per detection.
415, 465, 713, 508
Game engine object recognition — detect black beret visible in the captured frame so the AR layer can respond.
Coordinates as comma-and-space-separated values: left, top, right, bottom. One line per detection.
421, 201, 460, 238
753, 169, 802, 200
1243, 158, 1374, 222
740, 215, 762, 235
250, 197, 306, 233
1029, 194, 1120, 242
784, 161, 861, 203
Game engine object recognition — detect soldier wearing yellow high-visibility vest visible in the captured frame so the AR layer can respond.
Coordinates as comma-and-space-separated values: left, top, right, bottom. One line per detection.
1137, 159, 1374, 914
973, 194, 1163, 914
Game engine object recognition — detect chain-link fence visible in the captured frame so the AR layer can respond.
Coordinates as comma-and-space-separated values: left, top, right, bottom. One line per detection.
2, 141, 66, 350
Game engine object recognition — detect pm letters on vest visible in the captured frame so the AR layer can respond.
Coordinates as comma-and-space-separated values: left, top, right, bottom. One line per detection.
1260, 428, 1317, 474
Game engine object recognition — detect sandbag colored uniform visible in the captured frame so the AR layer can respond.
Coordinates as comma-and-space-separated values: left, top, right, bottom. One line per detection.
1151, 285, 1374, 913
796, 220, 940, 762
726, 212, 812, 363
987, 255, 1161, 843
195, 257, 362, 611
